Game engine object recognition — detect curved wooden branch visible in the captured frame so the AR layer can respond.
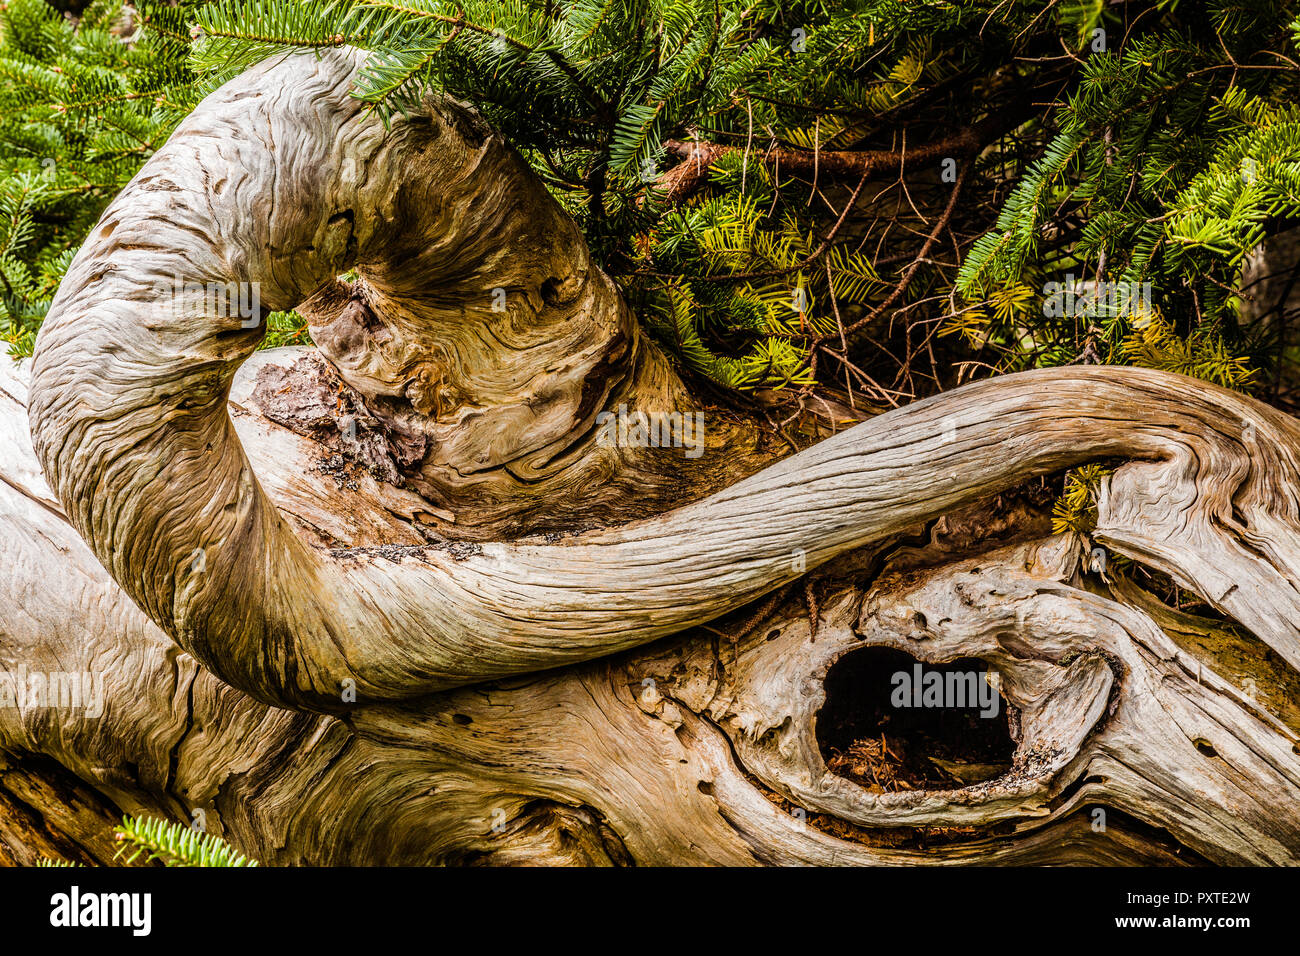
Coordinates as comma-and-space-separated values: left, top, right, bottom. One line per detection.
658, 127, 979, 203
27, 49, 1300, 718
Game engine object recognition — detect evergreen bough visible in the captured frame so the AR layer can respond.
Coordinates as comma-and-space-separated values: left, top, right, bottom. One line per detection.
36, 814, 260, 866
2, 0, 1297, 397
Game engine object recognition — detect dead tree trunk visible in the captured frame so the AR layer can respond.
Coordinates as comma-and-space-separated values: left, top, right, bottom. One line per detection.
2, 49, 1299, 865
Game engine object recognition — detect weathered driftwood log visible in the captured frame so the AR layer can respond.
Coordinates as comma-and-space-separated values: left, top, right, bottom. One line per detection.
2, 49, 1298, 865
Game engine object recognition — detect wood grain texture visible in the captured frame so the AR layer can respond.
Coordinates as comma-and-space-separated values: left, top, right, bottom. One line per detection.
2, 361, 1289, 868
6, 347, 1300, 864
6, 49, 1300, 865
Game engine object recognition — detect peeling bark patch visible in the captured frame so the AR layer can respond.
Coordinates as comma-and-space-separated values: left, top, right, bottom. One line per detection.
328, 539, 482, 563
312, 453, 361, 491
429, 539, 483, 561
251, 353, 427, 487
329, 544, 433, 563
